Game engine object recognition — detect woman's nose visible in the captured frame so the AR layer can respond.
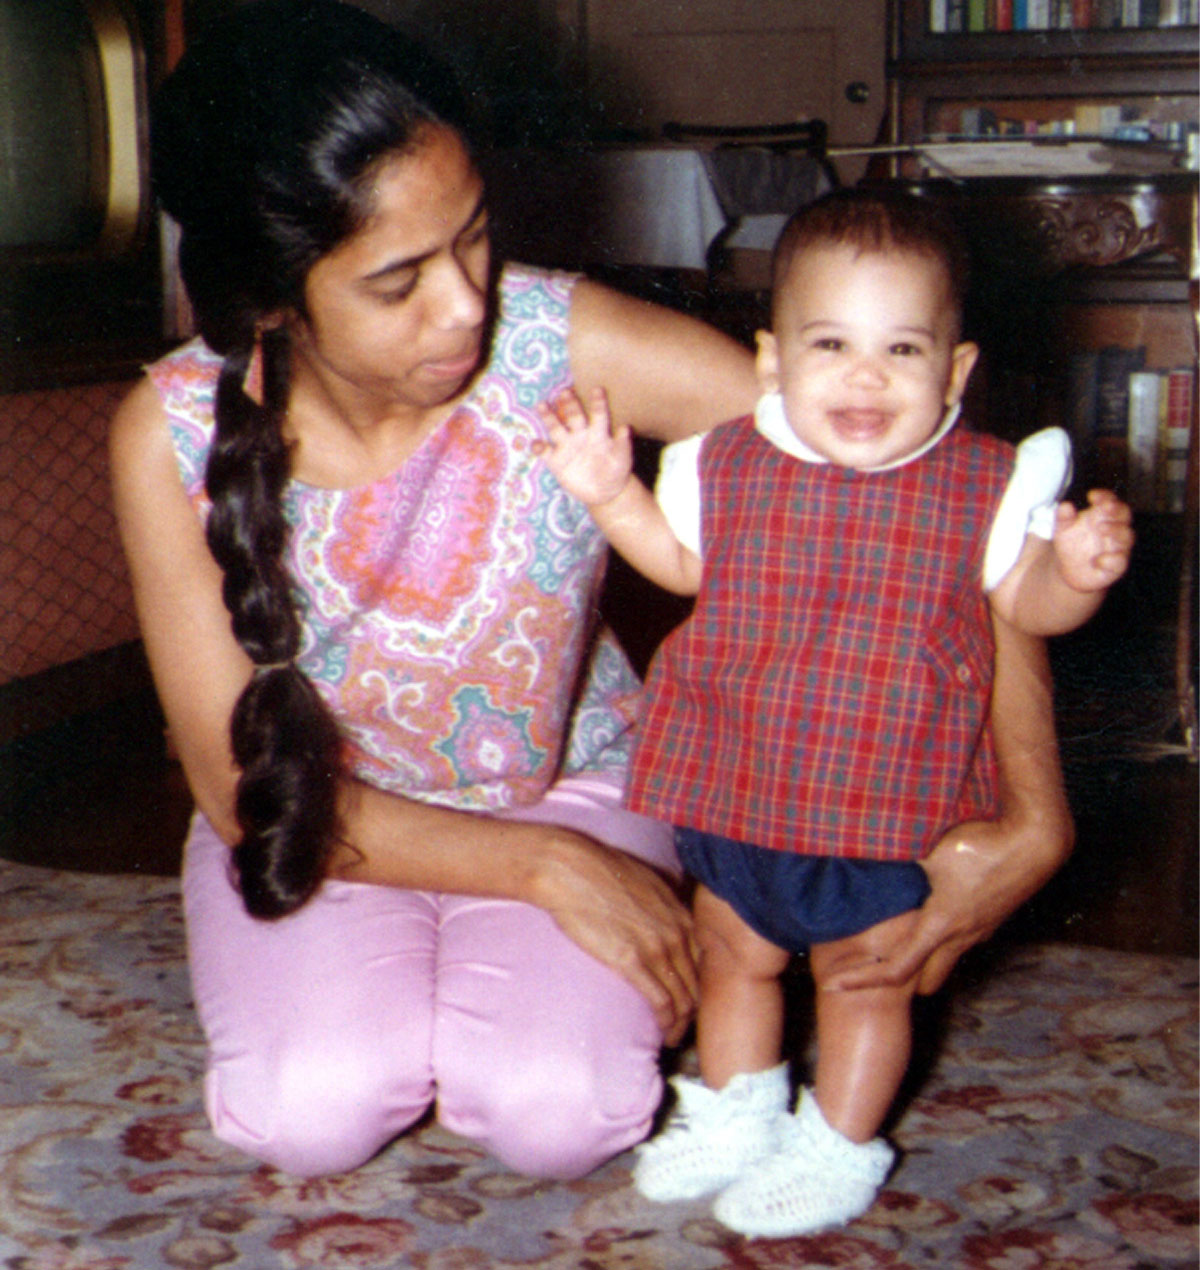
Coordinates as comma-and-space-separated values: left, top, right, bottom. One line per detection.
433, 254, 487, 330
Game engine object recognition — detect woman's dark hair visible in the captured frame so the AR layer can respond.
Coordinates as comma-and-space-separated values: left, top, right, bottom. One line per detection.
151, 0, 472, 918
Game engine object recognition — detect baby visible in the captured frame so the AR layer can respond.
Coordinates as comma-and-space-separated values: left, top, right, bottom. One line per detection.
540, 187, 1132, 1238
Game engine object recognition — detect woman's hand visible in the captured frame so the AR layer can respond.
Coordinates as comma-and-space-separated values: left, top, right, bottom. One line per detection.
822, 815, 1068, 995
331, 781, 700, 1044
823, 619, 1074, 996
530, 832, 700, 1044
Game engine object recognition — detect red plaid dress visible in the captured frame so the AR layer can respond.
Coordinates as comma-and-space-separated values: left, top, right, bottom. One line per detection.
627, 417, 1014, 862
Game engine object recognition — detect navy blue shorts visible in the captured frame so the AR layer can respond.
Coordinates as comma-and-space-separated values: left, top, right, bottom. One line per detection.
675, 827, 931, 954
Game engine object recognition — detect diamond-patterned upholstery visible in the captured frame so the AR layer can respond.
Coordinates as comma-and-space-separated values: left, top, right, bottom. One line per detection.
1, 381, 141, 684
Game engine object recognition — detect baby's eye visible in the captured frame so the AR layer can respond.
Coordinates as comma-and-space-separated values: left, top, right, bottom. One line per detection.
890, 342, 923, 357
813, 337, 844, 352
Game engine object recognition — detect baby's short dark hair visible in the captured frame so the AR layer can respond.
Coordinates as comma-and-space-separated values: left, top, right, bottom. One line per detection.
772, 187, 970, 329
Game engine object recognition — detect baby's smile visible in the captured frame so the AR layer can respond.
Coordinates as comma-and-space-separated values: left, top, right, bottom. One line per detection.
825, 408, 894, 444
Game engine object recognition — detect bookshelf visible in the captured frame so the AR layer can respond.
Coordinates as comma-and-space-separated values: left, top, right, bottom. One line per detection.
888, 1, 1197, 177
885, 0, 1198, 757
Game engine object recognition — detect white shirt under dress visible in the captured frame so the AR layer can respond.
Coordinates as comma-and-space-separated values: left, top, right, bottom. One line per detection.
657, 393, 1071, 594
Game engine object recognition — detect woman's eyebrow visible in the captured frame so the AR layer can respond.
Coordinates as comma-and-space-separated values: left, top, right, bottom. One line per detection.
361, 193, 488, 284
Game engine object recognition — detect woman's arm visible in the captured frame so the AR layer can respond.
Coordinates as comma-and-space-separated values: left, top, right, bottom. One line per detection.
109, 377, 251, 844
826, 615, 1074, 994
109, 376, 699, 1041
567, 278, 760, 441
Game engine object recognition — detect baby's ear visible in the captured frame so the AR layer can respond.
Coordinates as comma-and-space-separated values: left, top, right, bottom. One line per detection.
945, 339, 980, 407
755, 330, 781, 394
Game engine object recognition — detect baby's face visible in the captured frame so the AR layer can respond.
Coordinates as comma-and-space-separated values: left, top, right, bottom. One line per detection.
757, 243, 978, 470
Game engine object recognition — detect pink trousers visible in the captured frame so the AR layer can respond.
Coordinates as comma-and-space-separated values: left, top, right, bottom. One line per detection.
182, 774, 678, 1179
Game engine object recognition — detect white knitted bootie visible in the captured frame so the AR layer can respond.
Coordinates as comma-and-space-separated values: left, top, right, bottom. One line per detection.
712, 1087, 894, 1237
632, 1063, 790, 1203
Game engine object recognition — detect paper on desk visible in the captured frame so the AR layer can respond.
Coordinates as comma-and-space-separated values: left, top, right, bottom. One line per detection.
914, 138, 1185, 179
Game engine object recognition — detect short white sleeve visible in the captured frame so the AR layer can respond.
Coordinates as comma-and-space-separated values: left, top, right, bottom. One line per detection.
654, 432, 707, 559
983, 427, 1072, 592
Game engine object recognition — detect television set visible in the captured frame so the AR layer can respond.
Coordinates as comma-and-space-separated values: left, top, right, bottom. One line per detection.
0, 0, 169, 389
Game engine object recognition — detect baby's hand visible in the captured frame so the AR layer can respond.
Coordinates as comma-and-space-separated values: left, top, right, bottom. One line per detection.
535, 387, 633, 508
1053, 489, 1134, 592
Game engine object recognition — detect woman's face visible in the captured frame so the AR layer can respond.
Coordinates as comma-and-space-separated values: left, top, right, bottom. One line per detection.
292, 124, 490, 415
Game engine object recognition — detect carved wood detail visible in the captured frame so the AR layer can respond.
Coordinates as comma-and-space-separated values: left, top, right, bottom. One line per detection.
1008, 186, 1192, 273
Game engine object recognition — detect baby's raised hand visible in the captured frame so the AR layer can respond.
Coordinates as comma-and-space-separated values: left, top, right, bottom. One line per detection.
1053, 489, 1134, 592
536, 387, 633, 508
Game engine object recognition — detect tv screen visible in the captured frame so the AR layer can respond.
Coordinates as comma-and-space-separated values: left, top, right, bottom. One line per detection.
0, 0, 165, 388
0, 3, 104, 249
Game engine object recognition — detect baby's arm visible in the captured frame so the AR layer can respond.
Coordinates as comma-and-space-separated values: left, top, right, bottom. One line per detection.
990, 488, 1133, 635
539, 388, 702, 595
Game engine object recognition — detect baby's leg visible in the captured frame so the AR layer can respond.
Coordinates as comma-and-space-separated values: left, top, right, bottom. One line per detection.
632, 883, 792, 1203
808, 908, 924, 1143
712, 909, 921, 1237
693, 884, 792, 1088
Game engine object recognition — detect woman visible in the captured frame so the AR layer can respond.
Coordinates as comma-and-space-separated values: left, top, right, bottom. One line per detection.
110, 0, 1071, 1181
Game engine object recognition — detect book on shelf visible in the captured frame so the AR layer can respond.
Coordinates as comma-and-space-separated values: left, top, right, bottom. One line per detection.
922, 99, 1194, 151
1127, 366, 1196, 514
1126, 370, 1161, 510
1066, 346, 1193, 512
1091, 344, 1145, 488
928, 0, 1196, 25
1066, 349, 1100, 454
1157, 367, 1195, 514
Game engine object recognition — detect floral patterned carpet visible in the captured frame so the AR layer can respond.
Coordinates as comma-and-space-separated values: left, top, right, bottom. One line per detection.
0, 858, 1196, 1270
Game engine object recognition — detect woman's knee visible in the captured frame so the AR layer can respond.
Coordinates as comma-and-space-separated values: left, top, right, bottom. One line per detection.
205, 1047, 434, 1177
438, 1045, 662, 1180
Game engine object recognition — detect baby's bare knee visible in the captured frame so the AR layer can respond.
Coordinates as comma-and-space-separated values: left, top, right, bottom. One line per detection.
810, 911, 924, 996
693, 887, 789, 980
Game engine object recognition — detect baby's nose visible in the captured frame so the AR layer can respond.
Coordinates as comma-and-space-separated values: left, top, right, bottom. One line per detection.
845, 354, 888, 385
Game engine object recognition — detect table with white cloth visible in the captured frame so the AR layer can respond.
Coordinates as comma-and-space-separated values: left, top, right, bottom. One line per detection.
481, 144, 830, 278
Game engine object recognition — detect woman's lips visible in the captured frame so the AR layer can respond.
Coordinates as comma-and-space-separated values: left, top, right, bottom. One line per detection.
420, 345, 481, 381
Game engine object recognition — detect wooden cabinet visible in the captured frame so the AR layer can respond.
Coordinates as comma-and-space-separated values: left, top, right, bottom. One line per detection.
885, 1, 1198, 759
584, 0, 886, 180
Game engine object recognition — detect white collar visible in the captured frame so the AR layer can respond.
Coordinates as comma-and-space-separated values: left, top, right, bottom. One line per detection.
753, 392, 961, 472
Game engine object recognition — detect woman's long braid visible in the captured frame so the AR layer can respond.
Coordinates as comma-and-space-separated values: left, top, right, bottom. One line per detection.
204, 327, 344, 917
150, 0, 475, 917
